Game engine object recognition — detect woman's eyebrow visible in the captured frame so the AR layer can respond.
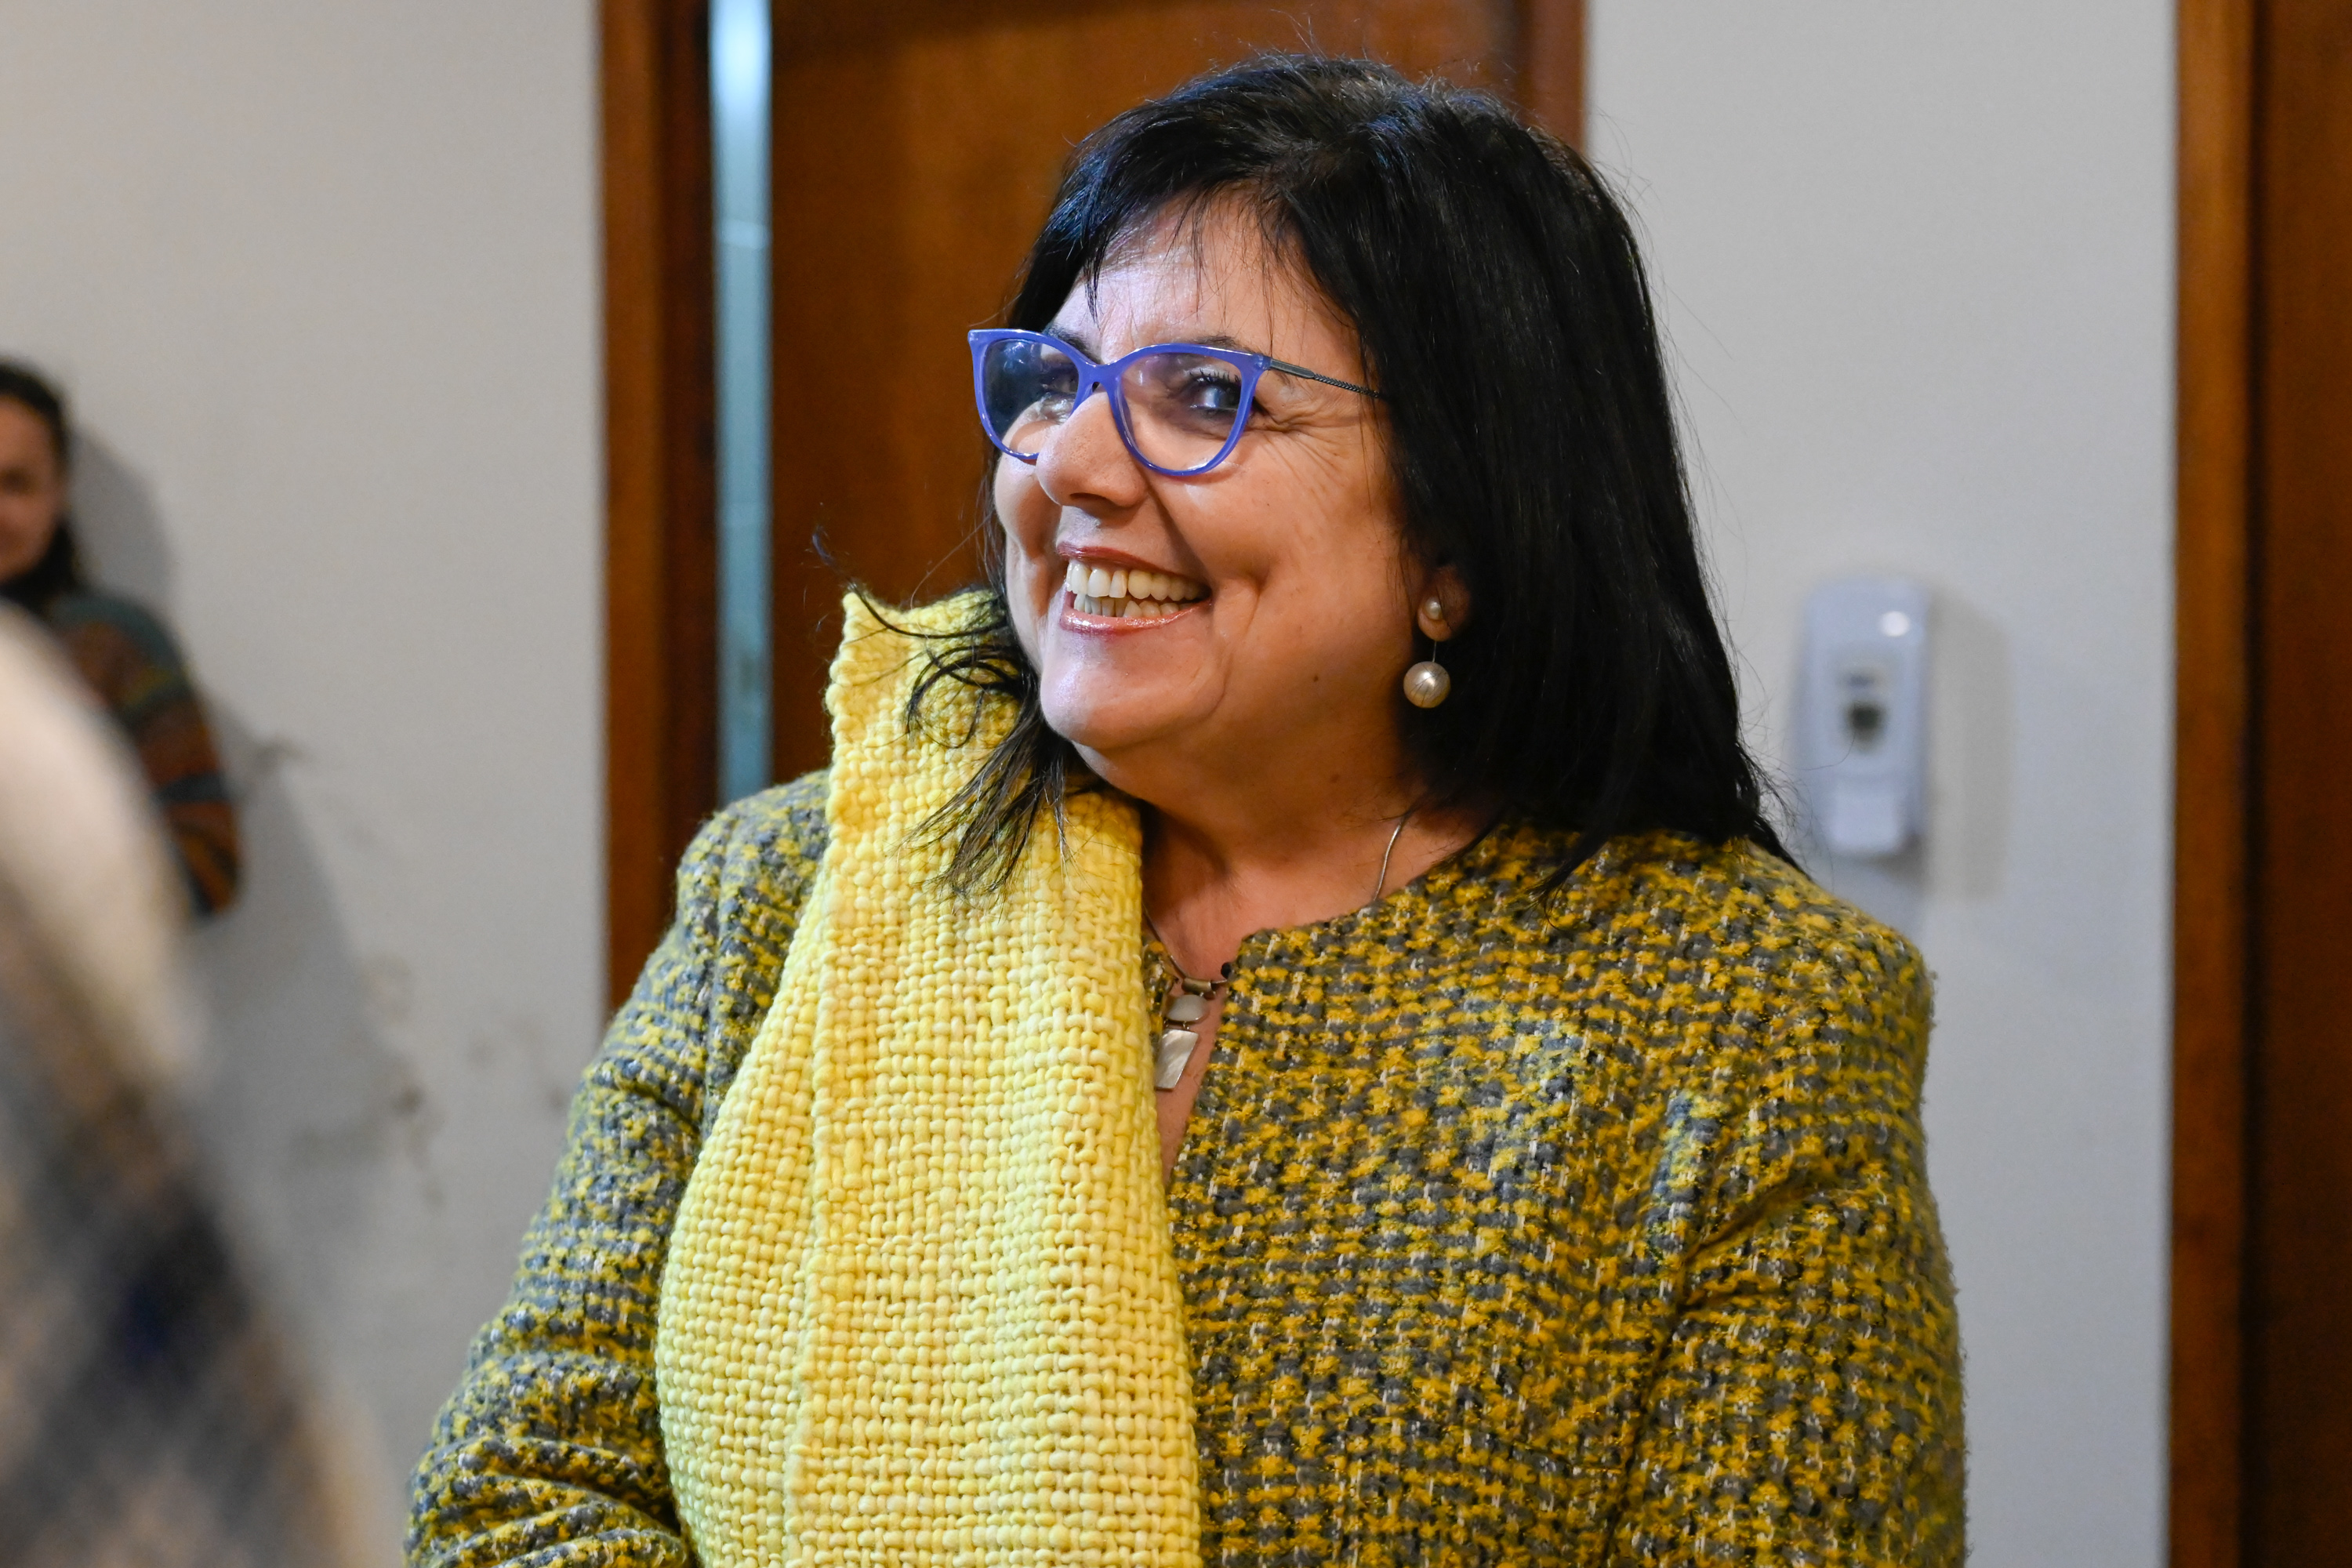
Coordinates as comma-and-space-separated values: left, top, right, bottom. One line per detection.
1180, 332, 1351, 386
1062, 327, 1272, 358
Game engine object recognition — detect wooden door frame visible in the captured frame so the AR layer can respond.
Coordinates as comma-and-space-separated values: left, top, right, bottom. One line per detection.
603, 0, 719, 1008
1518, 0, 1584, 141
2172, 0, 2256, 1561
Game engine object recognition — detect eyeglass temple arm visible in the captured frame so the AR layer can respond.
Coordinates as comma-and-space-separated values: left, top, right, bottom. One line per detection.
1264, 358, 1387, 400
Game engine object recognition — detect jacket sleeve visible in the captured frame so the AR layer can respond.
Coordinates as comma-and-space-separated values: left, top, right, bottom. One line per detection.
1607, 920, 1966, 1566
405, 775, 829, 1568
50, 594, 241, 915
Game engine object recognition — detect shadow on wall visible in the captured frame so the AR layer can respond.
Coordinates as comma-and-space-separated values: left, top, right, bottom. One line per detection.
69, 429, 423, 1552
67, 431, 176, 609
1788, 585, 2015, 944
1925, 593, 2014, 904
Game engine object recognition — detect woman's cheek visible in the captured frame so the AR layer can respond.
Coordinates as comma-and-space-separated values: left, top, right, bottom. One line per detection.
994, 458, 1046, 539
994, 468, 1052, 664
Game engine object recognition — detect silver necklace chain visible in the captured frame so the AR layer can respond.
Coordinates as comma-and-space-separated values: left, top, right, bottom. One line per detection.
1144, 811, 1412, 1091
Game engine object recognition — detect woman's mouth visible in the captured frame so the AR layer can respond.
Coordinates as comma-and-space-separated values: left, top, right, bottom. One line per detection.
1061, 559, 1207, 621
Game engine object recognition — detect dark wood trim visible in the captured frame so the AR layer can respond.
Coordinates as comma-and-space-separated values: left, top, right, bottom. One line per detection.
2242, 0, 2352, 1550
602, 0, 719, 1008
2172, 0, 2257, 1560
1517, 0, 1585, 144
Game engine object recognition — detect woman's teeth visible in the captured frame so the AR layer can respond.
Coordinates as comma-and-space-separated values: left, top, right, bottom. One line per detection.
1062, 560, 1207, 619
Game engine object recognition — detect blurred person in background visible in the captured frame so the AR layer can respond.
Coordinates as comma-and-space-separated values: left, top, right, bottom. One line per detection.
0, 358, 240, 916
0, 606, 335, 1566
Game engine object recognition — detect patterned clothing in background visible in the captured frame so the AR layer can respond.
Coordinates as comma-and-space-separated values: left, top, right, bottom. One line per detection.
0, 996, 338, 1566
410, 772, 1964, 1566
0, 603, 332, 1567
44, 590, 240, 915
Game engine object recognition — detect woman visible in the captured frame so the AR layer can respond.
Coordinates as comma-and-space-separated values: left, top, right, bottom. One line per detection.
412, 59, 1962, 1566
0, 361, 240, 915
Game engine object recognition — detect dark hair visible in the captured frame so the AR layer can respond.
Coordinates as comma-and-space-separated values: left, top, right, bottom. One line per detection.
0, 358, 84, 614
913, 56, 1788, 892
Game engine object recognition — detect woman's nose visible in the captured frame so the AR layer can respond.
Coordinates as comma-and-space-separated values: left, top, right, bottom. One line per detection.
1034, 386, 1147, 514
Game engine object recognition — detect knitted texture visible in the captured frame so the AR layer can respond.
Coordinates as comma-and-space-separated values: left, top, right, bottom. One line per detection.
653, 593, 1200, 1566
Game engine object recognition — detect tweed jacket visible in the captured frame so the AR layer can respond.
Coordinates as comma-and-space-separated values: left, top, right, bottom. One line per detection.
409, 771, 1963, 1566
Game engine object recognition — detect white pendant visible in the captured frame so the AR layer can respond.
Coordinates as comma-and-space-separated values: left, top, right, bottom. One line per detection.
1154, 1028, 1198, 1090
1165, 991, 1207, 1023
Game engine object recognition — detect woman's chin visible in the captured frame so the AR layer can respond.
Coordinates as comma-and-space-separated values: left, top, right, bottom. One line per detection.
1038, 686, 1200, 765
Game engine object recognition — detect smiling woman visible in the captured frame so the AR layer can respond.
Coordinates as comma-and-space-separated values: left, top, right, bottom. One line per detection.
411, 57, 1962, 1568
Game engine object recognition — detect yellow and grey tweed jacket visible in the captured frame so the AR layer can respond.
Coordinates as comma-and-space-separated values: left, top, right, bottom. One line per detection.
410, 777, 1963, 1566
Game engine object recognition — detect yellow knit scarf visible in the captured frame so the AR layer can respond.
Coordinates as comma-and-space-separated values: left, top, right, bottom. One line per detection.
655, 593, 1200, 1566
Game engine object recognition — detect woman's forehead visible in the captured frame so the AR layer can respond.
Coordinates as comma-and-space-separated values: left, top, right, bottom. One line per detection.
0, 401, 60, 466
1054, 205, 1349, 360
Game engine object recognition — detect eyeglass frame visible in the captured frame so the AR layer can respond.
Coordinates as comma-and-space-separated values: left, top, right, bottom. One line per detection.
967, 328, 1385, 479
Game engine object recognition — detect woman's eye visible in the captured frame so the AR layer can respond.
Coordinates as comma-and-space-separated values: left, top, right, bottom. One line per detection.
1180, 371, 1244, 413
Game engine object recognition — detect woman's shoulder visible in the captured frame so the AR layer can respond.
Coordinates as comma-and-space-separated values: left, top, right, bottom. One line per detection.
1621, 830, 1918, 975
608, 771, 830, 1131
1481, 819, 1907, 949
1475, 819, 1929, 1054
43, 590, 186, 665
682, 769, 833, 916
45, 588, 173, 641
1595, 831, 1934, 1112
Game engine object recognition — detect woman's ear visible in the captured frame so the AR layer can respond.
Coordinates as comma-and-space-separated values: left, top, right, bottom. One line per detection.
1414, 566, 1471, 641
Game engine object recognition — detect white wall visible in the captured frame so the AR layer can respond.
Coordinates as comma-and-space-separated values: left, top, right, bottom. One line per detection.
0, 5, 604, 1556
1589, 7, 2173, 1563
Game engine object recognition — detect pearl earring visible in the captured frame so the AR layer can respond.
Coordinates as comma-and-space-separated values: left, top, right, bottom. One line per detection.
1403, 657, 1451, 708
1404, 593, 1451, 708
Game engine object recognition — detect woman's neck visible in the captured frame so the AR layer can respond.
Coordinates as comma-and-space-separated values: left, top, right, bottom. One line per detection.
1134, 782, 1485, 975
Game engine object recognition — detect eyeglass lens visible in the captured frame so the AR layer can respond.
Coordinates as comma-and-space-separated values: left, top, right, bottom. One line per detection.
979, 337, 1248, 474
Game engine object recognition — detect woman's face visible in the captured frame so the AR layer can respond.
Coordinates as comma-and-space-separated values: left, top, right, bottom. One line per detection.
0, 399, 65, 583
996, 204, 1424, 804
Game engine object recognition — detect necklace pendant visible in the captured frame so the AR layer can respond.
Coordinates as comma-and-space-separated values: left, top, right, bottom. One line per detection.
1142, 913, 1231, 1092
1154, 1027, 1199, 1090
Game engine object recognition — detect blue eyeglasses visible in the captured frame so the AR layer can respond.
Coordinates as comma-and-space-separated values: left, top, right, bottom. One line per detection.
969, 328, 1384, 478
